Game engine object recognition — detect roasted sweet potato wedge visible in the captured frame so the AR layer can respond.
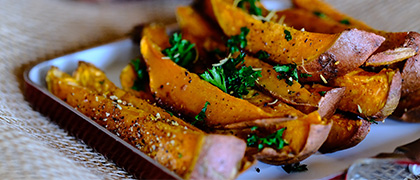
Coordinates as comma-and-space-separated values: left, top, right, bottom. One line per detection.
332, 68, 402, 120
47, 66, 247, 180
319, 112, 371, 153
141, 36, 276, 127
211, 0, 384, 82
219, 111, 331, 165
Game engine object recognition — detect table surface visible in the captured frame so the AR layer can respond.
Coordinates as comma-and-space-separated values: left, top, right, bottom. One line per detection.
2, 0, 420, 179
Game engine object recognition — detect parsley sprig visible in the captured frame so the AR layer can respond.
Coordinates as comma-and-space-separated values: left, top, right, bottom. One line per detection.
200, 67, 227, 92
130, 58, 148, 91
247, 127, 287, 150
273, 64, 312, 86
162, 33, 197, 67
226, 27, 250, 53
236, 0, 262, 16
201, 27, 261, 98
193, 101, 210, 125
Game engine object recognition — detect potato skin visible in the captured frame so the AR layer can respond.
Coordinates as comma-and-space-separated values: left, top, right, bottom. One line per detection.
319, 113, 371, 153
401, 54, 420, 97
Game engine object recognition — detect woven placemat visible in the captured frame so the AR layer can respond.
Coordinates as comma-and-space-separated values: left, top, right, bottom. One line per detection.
1, 0, 420, 179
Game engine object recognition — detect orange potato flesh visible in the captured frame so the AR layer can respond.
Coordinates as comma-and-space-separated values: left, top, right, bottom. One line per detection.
73, 61, 195, 129
243, 55, 318, 106
332, 68, 401, 119
141, 36, 274, 127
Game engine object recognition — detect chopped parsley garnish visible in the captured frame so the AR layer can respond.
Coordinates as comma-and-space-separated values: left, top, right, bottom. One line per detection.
273, 64, 310, 85
202, 52, 261, 98
201, 27, 261, 98
227, 64, 262, 97
130, 58, 149, 91
273, 64, 298, 86
318, 91, 326, 96
313, 11, 327, 19
193, 101, 210, 125
162, 33, 196, 67
237, 0, 262, 16
246, 127, 287, 150
227, 27, 250, 53
284, 29, 292, 41
281, 162, 308, 173
256, 50, 270, 60
200, 66, 227, 92
366, 118, 379, 124
339, 19, 350, 25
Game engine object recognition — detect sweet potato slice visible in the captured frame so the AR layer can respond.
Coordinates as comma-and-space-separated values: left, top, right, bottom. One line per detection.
141, 36, 274, 127
332, 68, 402, 120
219, 111, 331, 165
319, 112, 371, 153
242, 89, 305, 119
47, 66, 246, 180
73, 61, 192, 127
242, 55, 318, 106
211, 0, 384, 82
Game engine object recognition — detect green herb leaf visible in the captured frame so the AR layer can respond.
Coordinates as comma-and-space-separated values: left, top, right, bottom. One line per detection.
318, 91, 327, 96
237, 0, 262, 16
282, 162, 308, 173
284, 29, 292, 41
256, 50, 270, 60
300, 73, 312, 78
193, 101, 210, 125
246, 127, 287, 150
200, 66, 227, 92
313, 11, 327, 19
339, 19, 350, 25
273, 64, 300, 86
130, 58, 149, 91
226, 27, 250, 53
227, 65, 262, 97
162, 33, 196, 67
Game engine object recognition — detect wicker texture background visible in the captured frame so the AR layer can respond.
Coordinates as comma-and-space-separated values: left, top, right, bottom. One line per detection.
1, 0, 420, 179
